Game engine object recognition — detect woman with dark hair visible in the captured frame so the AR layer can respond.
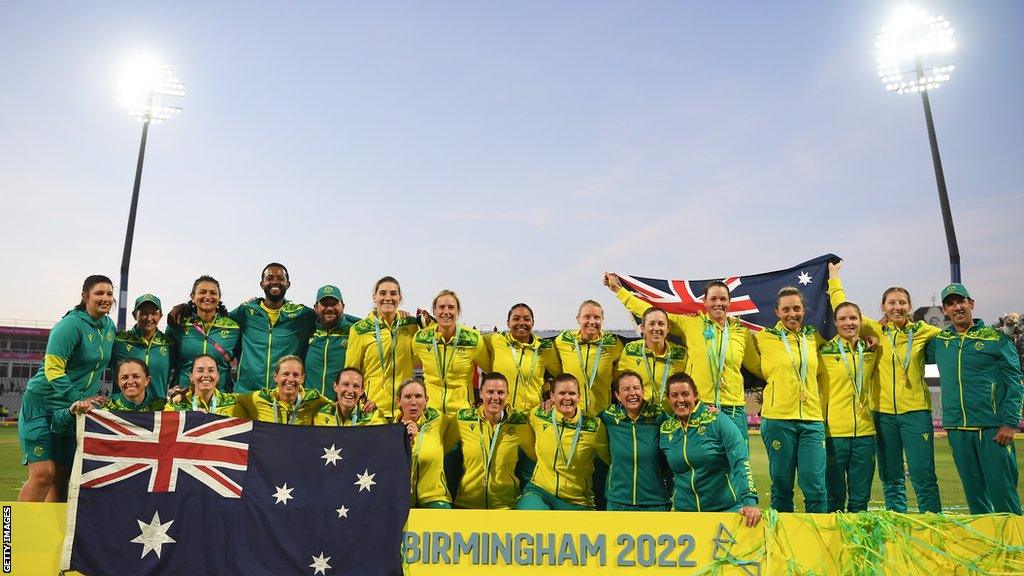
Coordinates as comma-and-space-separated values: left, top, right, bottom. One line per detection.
413, 289, 488, 416
313, 367, 382, 426
396, 377, 455, 508
18, 275, 116, 501
167, 275, 240, 391
482, 303, 560, 412
165, 354, 243, 417
112, 294, 174, 399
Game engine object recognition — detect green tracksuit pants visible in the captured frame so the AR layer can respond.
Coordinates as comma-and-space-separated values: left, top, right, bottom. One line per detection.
516, 483, 592, 511
720, 404, 748, 443
947, 428, 1022, 515
874, 410, 942, 513
761, 418, 827, 513
826, 436, 876, 512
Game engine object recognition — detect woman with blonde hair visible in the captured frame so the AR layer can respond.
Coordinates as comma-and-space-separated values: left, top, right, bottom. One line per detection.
412, 289, 488, 416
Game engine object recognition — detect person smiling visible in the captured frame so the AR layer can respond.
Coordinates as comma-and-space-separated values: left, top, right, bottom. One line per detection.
397, 377, 456, 509
167, 275, 240, 391
313, 367, 382, 426
413, 290, 488, 416
164, 354, 243, 417
50, 359, 166, 437
19, 275, 116, 502
305, 285, 362, 400
659, 373, 760, 526
615, 307, 687, 409
553, 300, 624, 418
482, 303, 560, 413
235, 355, 331, 425
112, 294, 174, 399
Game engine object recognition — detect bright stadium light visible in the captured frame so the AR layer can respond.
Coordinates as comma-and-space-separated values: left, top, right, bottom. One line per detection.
876, 7, 961, 283
115, 56, 185, 330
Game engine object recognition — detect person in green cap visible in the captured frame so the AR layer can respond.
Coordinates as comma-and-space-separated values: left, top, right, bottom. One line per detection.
112, 294, 174, 399
927, 283, 1023, 515
304, 284, 362, 399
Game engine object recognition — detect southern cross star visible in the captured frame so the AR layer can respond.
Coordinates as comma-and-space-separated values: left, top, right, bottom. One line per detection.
336, 505, 349, 518
797, 271, 813, 285
273, 483, 295, 505
321, 444, 343, 466
354, 469, 377, 492
310, 552, 332, 575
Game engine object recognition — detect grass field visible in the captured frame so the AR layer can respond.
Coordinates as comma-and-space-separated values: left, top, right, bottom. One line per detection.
0, 425, 1019, 510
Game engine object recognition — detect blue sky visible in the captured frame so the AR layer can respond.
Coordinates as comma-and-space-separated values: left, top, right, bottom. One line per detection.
2, 1, 1022, 331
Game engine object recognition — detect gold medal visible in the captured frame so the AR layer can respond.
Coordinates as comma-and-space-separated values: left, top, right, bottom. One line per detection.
718, 376, 726, 387
800, 389, 808, 402
901, 372, 911, 387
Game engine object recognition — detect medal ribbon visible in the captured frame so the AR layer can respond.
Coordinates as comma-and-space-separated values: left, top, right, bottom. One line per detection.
779, 328, 809, 398
550, 409, 584, 469
838, 339, 865, 399
374, 313, 398, 380
572, 336, 604, 391
272, 391, 303, 425
886, 325, 915, 386
508, 335, 540, 406
479, 412, 504, 479
704, 318, 730, 408
191, 390, 219, 414
640, 345, 673, 404
431, 326, 463, 385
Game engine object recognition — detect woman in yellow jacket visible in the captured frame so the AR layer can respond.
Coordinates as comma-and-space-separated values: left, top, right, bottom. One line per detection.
553, 300, 624, 418
451, 372, 535, 509
615, 306, 687, 408
413, 290, 488, 416
516, 374, 610, 510
827, 260, 942, 513
396, 377, 456, 508
235, 355, 331, 425
482, 303, 560, 412
165, 354, 245, 417
605, 274, 757, 440
313, 367, 383, 426
345, 276, 420, 421
818, 302, 879, 512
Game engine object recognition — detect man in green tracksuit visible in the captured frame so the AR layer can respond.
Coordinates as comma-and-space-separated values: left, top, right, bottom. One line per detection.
230, 263, 317, 394
927, 283, 1023, 515
304, 285, 361, 399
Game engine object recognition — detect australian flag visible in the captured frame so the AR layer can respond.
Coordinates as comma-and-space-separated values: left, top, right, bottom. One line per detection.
617, 254, 839, 338
61, 410, 411, 576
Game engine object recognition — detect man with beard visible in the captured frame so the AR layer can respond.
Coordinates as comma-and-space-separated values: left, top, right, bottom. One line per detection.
304, 285, 361, 399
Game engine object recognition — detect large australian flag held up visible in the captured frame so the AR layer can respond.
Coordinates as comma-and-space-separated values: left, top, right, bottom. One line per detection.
617, 254, 840, 338
61, 410, 411, 576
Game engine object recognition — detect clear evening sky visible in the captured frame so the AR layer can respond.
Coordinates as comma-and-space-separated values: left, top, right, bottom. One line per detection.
1, 1, 1022, 331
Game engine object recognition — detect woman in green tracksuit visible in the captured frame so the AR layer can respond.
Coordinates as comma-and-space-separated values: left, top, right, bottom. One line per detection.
18, 275, 116, 502
659, 373, 760, 526
598, 370, 670, 511
167, 275, 240, 391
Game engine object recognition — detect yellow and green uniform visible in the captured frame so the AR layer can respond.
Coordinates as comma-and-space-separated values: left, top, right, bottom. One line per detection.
746, 322, 827, 512
312, 403, 383, 426
49, 391, 167, 436
230, 299, 317, 393
164, 389, 244, 418
659, 401, 757, 512
818, 336, 878, 512
615, 340, 687, 408
167, 313, 240, 390
403, 408, 456, 507
112, 326, 174, 399
413, 324, 488, 416
517, 407, 610, 509
235, 387, 332, 425
451, 406, 535, 509
827, 277, 942, 513
482, 331, 560, 412
599, 402, 669, 510
553, 330, 623, 417
20, 309, 115, 465
927, 320, 1024, 515
304, 314, 362, 399
346, 312, 419, 421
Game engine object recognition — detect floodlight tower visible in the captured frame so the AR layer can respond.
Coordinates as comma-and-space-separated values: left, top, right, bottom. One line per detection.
876, 8, 960, 282
116, 58, 185, 330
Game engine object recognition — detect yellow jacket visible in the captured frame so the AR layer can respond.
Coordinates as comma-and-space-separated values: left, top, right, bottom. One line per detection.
163, 389, 244, 418
553, 330, 624, 417
616, 287, 755, 406
746, 322, 826, 421
403, 408, 457, 507
827, 279, 941, 414
615, 340, 687, 407
312, 403, 384, 427
345, 312, 420, 421
235, 388, 331, 425
451, 406, 535, 509
527, 406, 610, 508
818, 336, 878, 437
413, 324, 488, 416
482, 331, 560, 412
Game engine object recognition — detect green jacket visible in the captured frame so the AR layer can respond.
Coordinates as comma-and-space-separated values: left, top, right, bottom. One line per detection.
926, 320, 1024, 429
598, 402, 669, 507
167, 314, 240, 390
659, 401, 757, 512
112, 326, 174, 398
24, 309, 115, 413
304, 314, 362, 399
230, 299, 316, 393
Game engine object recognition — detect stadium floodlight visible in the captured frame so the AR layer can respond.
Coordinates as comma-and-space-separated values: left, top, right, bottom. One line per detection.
876, 7, 961, 282
116, 57, 185, 330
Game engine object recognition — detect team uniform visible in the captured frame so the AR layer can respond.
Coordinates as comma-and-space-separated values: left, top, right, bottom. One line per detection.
230, 299, 317, 394
167, 313, 240, 391
304, 314, 362, 399
50, 391, 166, 436
552, 330, 623, 417
235, 388, 331, 425
615, 288, 756, 439
598, 402, 669, 511
111, 327, 174, 399
451, 407, 535, 509
827, 278, 942, 513
746, 322, 828, 512
818, 336, 878, 512
927, 320, 1024, 515
312, 403, 383, 427
345, 312, 420, 421
19, 309, 114, 466
516, 407, 610, 510
413, 325, 488, 416
659, 401, 757, 512
402, 408, 456, 508
615, 341, 687, 409
164, 389, 244, 418
482, 331, 560, 412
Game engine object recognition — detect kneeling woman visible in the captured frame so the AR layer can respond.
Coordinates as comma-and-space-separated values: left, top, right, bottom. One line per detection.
236, 355, 331, 424
397, 377, 455, 508
660, 373, 760, 526
165, 354, 243, 417
50, 358, 166, 436
451, 372, 535, 509
314, 367, 382, 426
517, 374, 610, 510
